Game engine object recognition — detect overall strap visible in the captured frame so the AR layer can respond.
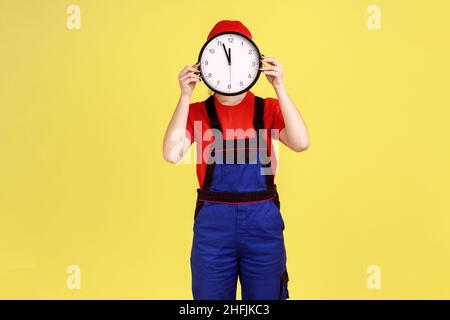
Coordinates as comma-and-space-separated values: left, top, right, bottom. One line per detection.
253, 96, 265, 131
205, 95, 222, 131
202, 95, 220, 191
254, 96, 275, 188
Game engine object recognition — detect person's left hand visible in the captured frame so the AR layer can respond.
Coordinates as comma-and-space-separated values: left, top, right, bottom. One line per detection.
260, 57, 284, 90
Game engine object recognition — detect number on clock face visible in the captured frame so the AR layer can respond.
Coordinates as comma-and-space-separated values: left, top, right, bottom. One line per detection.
198, 32, 262, 96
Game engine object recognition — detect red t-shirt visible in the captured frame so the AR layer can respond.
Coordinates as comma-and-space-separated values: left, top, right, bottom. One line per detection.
186, 90, 285, 188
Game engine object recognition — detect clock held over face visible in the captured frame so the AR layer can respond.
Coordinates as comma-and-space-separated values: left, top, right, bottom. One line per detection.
198, 31, 262, 96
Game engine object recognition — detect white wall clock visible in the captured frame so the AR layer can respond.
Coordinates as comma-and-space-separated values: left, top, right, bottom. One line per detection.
198, 31, 262, 96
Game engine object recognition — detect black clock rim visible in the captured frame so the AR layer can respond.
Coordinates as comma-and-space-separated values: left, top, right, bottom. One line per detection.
197, 31, 262, 96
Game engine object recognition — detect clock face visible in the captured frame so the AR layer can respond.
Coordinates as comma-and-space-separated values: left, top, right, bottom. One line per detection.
198, 31, 262, 96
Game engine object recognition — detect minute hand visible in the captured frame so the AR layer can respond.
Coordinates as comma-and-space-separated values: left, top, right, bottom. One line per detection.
222, 43, 231, 64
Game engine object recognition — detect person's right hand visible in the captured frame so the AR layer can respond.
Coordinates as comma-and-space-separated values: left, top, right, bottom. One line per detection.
178, 63, 201, 97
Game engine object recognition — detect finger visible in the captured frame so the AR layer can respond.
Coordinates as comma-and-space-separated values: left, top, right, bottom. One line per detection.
261, 61, 279, 68
181, 76, 201, 85
261, 56, 278, 63
191, 63, 201, 73
261, 57, 280, 67
262, 70, 279, 76
180, 72, 201, 81
186, 76, 201, 83
260, 66, 279, 72
187, 66, 201, 75
181, 76, 201, 84
179, 67, 200, 77
261, 66, 280, 73
179, 65, 200, 77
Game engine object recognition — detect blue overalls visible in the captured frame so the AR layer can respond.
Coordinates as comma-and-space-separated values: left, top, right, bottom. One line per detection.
190, 95, 289, 300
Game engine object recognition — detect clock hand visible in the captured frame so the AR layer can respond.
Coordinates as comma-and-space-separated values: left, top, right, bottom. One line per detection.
222, 43, 231, 65
229, 64, 231, 90
229, 48, 231, 89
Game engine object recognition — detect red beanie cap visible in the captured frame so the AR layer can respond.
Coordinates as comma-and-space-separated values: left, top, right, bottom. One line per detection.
207, 20, 252, 40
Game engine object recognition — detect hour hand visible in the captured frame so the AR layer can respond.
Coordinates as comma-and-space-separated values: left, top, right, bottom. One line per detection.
222, 43, 231, 64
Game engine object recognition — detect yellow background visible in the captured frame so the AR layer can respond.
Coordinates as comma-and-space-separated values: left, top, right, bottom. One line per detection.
1, 0, 449, 299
